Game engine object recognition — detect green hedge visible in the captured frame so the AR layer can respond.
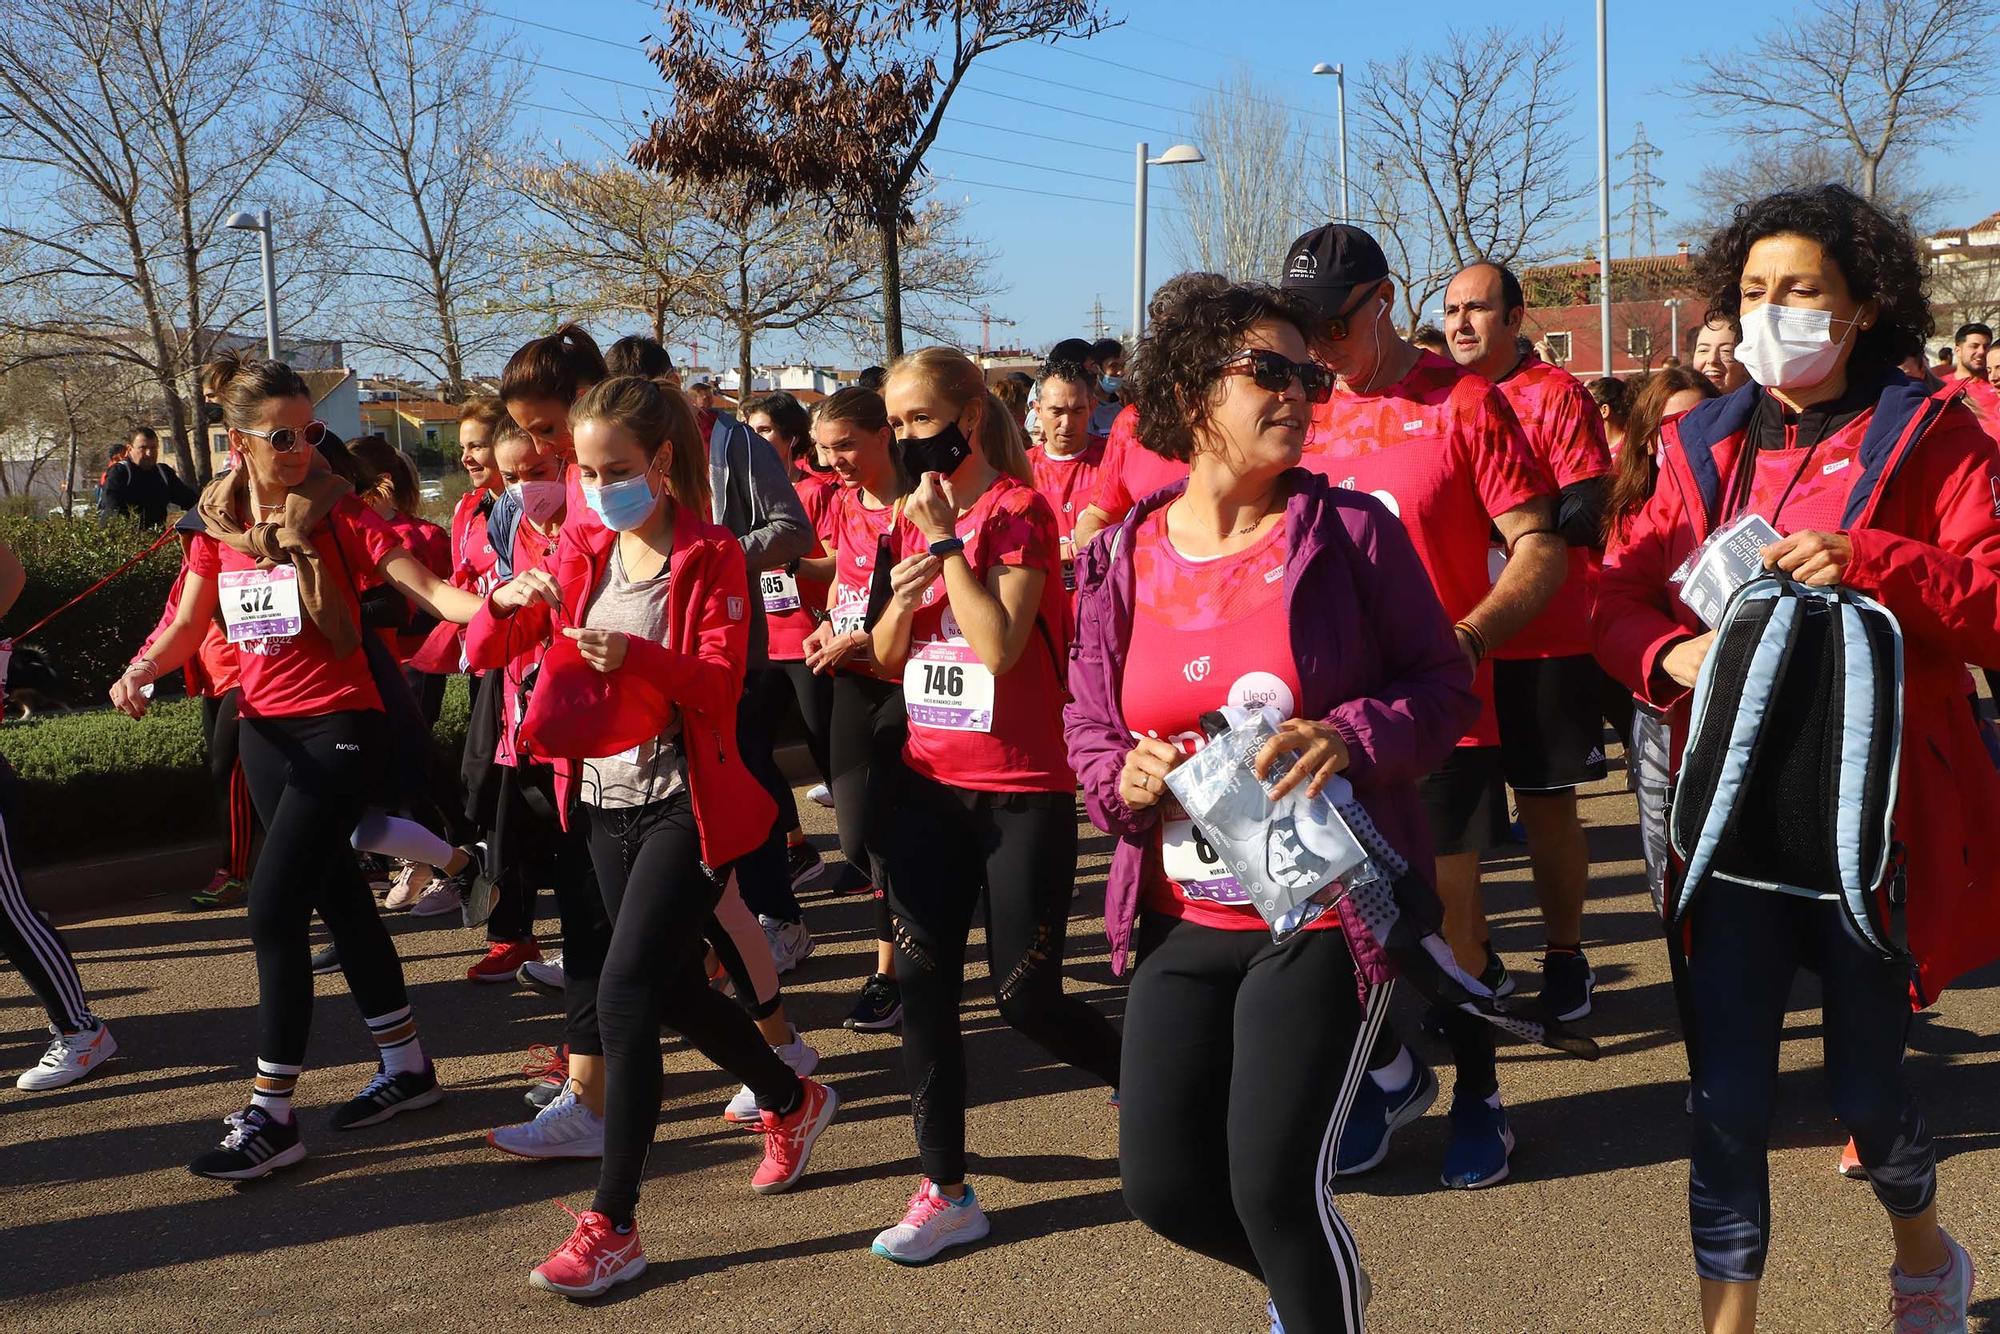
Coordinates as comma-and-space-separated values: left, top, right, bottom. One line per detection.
0, 514, 183, 704
0, 675, 472, 866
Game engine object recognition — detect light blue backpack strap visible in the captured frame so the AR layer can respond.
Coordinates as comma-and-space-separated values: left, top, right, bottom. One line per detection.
1834, 589, 1904, 956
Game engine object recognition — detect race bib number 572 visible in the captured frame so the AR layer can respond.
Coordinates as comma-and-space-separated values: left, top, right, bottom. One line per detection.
218, 566, 303, 644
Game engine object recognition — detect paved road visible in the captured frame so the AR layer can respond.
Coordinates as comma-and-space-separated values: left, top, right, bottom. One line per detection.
1, 776, 1995, 1332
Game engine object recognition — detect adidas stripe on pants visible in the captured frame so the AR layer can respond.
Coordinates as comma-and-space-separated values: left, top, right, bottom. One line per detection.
0, 782, 92, 1033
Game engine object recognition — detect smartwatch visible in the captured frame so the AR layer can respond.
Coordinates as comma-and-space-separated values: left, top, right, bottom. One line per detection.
928, 536, 966, 559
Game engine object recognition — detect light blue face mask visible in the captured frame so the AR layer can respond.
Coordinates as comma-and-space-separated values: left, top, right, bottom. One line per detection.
583, 471, 658, 531
1099, 374, 1124, 396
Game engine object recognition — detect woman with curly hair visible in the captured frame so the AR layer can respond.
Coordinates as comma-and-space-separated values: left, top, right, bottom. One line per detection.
1596, 184, 2000, 1332
1064, 273, 1475, 1332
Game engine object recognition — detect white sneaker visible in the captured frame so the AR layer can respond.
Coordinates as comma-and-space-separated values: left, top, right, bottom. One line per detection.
16, 1021, 117, 1091
870, 1180, 990, 1264
722, 1026, 821, 1125
518, 953, 566, 993
487, 1083, 606, 1159
807, 783, 834, 809
410, 880, 462, 918
384, 862, 434, 911
759, 915, 814, 974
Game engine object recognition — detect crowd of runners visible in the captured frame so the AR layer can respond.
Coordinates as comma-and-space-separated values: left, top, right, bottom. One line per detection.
0, 180, 1994, 1333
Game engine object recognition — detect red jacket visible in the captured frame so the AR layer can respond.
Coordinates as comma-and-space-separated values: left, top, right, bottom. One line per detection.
464, 504, 775, 870
1596, 374, 2000, 1004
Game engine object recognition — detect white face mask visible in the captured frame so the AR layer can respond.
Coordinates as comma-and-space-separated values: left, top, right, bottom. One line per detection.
509, 476, 567, 525
1734, 302, 1859, 390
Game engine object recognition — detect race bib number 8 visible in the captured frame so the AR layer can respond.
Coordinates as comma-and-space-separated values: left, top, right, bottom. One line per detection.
1162, 816, 1248, 903
760, 569, 801, 613
219, 566, 303, 644
905, 639, 995, 733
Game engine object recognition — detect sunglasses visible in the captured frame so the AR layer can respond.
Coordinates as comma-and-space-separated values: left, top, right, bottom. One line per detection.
1214, 351, 1334, 404
235, 420, 327, 453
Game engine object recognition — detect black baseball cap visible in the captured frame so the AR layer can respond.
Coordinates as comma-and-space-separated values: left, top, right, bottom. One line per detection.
1281, 224, 1390, 321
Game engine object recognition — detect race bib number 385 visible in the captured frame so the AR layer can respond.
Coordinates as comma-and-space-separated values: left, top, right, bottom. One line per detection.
905, 639, 995, 733
219, 566, 303, 644
759, 569, 801, 613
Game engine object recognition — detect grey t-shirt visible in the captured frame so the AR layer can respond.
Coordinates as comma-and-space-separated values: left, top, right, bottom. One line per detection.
579, 542, 685, 809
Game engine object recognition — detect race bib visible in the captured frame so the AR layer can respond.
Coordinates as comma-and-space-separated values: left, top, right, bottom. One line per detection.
1162, 816, 1248, 903
760, 569, 801, 614
219, 567, 303, 644
831, 598, 869, 640
905, 639, 995, 733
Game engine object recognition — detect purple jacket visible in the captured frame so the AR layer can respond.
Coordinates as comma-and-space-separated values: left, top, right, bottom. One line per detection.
1063, 469, 1478, 975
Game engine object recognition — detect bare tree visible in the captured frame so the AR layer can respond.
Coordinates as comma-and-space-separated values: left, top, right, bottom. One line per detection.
300, 0, 524, 401
1167, 69, 1308, 285
0, 341, 151, 509
1354, 25, 1589, 330
1686, 0, 1993, 203
0, 0, 326, 481
1688, 137, 1955, 235
634, 0, 1111, 358
509, 154, 713, 344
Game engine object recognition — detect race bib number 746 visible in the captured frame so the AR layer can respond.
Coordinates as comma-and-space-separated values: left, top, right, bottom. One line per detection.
905, 639, 995, 733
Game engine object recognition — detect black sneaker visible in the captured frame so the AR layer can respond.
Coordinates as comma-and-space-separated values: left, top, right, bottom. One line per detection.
1480, 945, 1516, 998
456, 843, 498, 929
1539, 949, 1596, 1022
311, 944, 341, 975
843, 974, 902, 1031
329, 1063, 444, 1130
787, 841, 825, 891
189, 1106, 306, 1181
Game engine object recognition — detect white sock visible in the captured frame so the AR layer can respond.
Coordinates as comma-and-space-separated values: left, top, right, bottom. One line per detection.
251, 1058, 301, 1123
1369, 1045, 1415, 1091
365, 1006, 427, 1076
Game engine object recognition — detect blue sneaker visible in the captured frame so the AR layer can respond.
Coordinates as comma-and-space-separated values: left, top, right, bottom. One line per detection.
1441, 1095, 1514, 1189
1334, 1053, 1438, 1176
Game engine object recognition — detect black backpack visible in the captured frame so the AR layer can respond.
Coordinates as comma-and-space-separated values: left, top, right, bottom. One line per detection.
1668, 571, 1907, 958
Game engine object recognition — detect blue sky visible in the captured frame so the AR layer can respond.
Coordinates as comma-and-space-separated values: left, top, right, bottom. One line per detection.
487, 0, 1995, 369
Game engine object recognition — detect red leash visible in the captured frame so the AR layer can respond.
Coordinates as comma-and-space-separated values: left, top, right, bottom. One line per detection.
6, 526, 178, 644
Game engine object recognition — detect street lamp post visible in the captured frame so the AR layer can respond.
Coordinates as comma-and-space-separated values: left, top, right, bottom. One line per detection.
1595, 0, 1613, 376
1311, 62, 1349, 224
1664, 298, 1684, 363
1132, 142, 1205, 342
225, 209, 279, 360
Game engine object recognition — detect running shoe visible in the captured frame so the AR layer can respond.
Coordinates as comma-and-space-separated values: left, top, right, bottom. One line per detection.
470, 938, 541, 984
1538, 949, 1595, 1022
787, 841, 825, 891
1440, 1096, 1515, 1190
820, 863, 872, 895
489, 1083, 605, 1160
1480, 945, 1516, 998
410, 879, 463, 918
759, 915, 814, 974
870, 1180, 990, 1264
458, 844, 498, 929
190, 870, 247, 910
1891, 1229, 1973, 1334
1334, 1053, 1437, 1176
807, 783, 834, 809
530, 1206, 646, 1300
310, 944, 340, 975
843, 973, 902, 1031
1839, 1136, 1867, 1179
751, 1076, 838, 1194
189, 1106, 305, 1181
723, 1027, 820, 1126
384, 862, 434, 911
523, 1044, 568, 1110
518, 953, 566, 994
328, 1062, 444, 1130
14, 1021, 117, 1091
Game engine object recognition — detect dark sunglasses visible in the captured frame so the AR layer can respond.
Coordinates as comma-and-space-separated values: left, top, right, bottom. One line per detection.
1214, 351, 1334, 404
1320, 282, 1384, 343
235, 420, 327, 453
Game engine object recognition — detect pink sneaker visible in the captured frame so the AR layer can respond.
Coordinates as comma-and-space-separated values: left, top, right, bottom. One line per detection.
751, 1076, 838, 1194
1838, 1137, 1867, 1179
529, 1206, 646, 1299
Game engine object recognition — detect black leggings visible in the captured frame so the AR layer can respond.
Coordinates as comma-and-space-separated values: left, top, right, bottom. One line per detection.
202, 690, 255, 880
585, 793, 801, 1225
483, 764, 609, 1054
732, 692, 803, 924
831, 673, 905, 938
752, 662, 835, 786
1686, 885, 1935, 1282
239, 711, 407, 1068
883, 770, 1120, 1185
1121, 914, 1385, 1333
0, 760, 92, 1032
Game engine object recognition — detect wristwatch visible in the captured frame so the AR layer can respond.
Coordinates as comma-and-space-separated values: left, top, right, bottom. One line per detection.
928, 536, 966, 559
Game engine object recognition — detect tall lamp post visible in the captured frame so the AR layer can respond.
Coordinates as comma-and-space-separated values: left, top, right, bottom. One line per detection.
1594, 0, 1613, 376
1310, 62, 1350, 224
1664, 297, 1684, 364
1132, 142, 1204, 341
225, 209, 279, 360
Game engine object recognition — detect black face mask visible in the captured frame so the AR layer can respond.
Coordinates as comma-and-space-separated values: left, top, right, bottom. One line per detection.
899, 421, 972, 478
